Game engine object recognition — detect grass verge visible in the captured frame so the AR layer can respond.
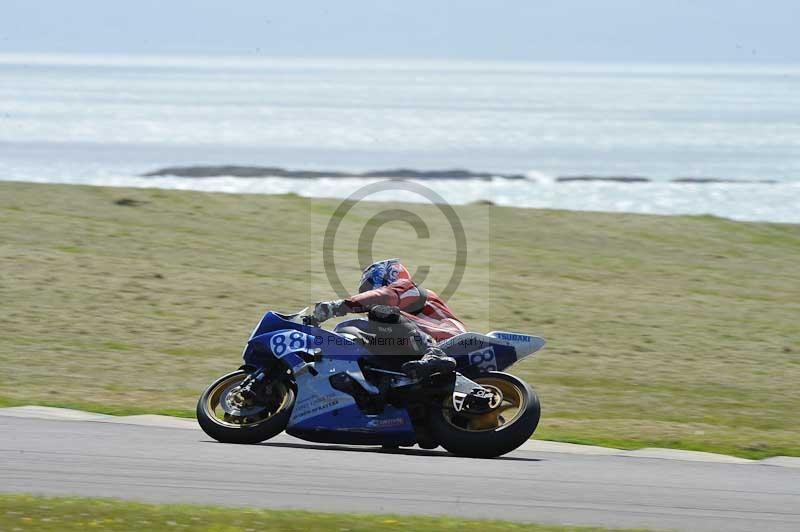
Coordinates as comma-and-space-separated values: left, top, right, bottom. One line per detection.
1, 181, 798, 458
0, 494, 645, 531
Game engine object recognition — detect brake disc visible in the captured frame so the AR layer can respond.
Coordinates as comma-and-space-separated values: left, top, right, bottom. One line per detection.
218, 382, 268, 417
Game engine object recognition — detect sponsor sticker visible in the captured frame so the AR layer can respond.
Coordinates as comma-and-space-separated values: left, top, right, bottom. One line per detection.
495, 333, 532, 343
366, 417, 407, 428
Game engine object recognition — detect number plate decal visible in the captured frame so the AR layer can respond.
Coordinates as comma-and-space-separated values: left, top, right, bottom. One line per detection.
468, 346, 497, 372
269, 331, 310, 357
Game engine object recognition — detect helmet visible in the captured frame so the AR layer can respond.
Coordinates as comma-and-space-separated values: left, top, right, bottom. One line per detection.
358, 258, 411, 293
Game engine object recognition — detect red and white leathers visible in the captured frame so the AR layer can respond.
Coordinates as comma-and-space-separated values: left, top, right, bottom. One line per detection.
343, 278, 466, 342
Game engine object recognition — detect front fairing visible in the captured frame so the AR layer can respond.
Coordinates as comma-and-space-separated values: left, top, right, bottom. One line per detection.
248, 311, 305, 341
242, 311, 368, 369
240, 310, 417, 446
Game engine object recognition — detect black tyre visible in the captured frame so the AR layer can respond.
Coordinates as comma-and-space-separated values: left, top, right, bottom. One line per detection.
197, 370, 295, 444
428, 372, 540, 458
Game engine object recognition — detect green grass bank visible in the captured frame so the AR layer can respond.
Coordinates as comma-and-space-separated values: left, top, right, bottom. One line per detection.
0, 181, 798, 458
0, 494, 645, 531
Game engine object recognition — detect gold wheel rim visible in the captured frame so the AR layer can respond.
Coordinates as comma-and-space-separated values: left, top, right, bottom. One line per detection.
204, 373, 290, 429
442, 376, 525, 433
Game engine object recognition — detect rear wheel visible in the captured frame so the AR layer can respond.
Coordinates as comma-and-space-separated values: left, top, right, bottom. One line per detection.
197, 370, 295, 444
428, 372, 540, 458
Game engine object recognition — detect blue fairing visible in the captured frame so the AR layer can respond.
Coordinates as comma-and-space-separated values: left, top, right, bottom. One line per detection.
239, 311, 543, 446
241, 311, 416, 445
445, 336, 518, 373
439, 331, 546, 374
243, 311, 368, 369
288, 405, 415, 447
284, 350, 416, 446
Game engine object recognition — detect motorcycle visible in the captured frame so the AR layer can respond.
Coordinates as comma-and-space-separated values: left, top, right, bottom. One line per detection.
197, 308, 545, 458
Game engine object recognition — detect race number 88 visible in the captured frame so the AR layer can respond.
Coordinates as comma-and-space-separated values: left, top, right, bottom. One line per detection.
469, 347, 497, 372
270, 331, 306, 356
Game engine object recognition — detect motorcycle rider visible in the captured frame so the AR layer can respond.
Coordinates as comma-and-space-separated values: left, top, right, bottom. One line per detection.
313, 258, 465, 379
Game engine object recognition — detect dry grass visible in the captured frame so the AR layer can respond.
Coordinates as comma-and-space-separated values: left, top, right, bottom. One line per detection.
1, 181, 798, 457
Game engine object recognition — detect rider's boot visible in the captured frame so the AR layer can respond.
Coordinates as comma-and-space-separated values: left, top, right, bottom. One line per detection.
401, 347, 456, 380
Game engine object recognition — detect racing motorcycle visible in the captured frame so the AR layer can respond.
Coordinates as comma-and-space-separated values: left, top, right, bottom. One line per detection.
197, 308, 545, 458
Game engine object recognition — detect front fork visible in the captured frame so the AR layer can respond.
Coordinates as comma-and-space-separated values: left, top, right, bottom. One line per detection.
234, 369, 266, 402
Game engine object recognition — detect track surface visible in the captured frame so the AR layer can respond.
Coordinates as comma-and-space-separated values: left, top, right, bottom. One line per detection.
1, 417, 799, 532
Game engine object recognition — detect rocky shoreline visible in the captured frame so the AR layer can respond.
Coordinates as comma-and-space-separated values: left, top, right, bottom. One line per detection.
143, 166, 779, 184
143, 165, 527, 180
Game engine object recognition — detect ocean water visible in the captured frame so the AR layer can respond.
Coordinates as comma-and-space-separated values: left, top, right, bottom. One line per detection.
1, 53, 799, 222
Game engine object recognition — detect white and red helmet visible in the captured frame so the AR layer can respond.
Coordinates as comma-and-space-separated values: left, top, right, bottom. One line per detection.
358, 258, 411, 293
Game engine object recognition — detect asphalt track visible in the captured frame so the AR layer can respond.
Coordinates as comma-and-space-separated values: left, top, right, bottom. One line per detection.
1, 415, 799, 532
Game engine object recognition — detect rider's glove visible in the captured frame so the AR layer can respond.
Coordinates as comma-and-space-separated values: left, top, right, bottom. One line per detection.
313, 300, 346, 323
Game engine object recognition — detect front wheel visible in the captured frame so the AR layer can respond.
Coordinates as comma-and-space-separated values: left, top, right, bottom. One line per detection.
428, 372, 540, 458
197, 370, 295, 444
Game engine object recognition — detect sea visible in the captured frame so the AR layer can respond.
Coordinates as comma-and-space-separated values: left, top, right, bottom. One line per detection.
1, 53, 799, 223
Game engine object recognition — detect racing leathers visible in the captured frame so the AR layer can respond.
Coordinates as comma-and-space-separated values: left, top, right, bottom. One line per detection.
342, 278, 466, 342
314, 279, 466, 378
